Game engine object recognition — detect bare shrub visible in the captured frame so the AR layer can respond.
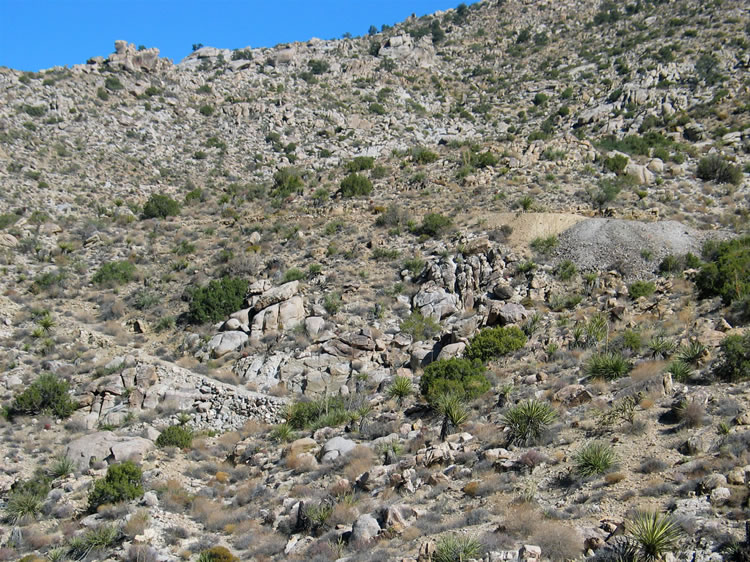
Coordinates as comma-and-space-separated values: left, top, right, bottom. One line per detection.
531, 521, 582, 561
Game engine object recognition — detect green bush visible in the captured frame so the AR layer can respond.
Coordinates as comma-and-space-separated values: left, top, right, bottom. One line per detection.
0, 213, 20, 229
323, 292, 341, 315
387, 376, 413, 405
586, 351, 631, 380
87, 461, 143, 512
340, 173, 373, 197
187, 277, 248, 324
283, 268, 305, 282
555, 259, 577, 281
696, 236, 750, 306
713, 332, 750, 382
346, 156, 375, 173
198, 546, 237, 562
142, 193, 180, 219
416, 213, 452, 237
5, 470, 50, 523
574, 442, 617, 477
104, 76, 123, 91
286, 396, 350, 430
272, 167, 304, 198
503, 399, 557, 445
465, 325, 526, 362
603, 153, 628, 174
199, 104, 215, 116
628, 280, 656, 299
399, 312, 440, 342
92, 260, 137, 286
420, 358, 489, 402
696, 154, 742, 185
9, 373, 76, 418
530, 235, 558, 256
155, 425, 193, 449
412, 146, 438, 164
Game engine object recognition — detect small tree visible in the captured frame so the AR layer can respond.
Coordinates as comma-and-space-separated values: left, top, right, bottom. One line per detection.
88, 461, 143, 512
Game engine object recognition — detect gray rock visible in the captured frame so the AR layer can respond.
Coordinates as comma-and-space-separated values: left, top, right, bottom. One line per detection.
253, 281, 299, 312
350, 513, 381, 544
321, 436, 356, 462
208, 331, 248, 358
437, 342, 466, 360
66, 432, 154, 470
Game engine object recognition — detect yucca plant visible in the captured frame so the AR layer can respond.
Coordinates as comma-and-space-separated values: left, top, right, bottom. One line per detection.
574, 441, 617, 477
387, 375, 413, 406
433, 533, 482, 562
677, 340, 707, 366
270, 422, 294, 443
435, 392, 469, 442
665, 361, 692, 382
48, 454, 75, 479
586, 351, 631, 380
503, 399, 557, 445
648, 335, 676, 359
627, 510, 682, 561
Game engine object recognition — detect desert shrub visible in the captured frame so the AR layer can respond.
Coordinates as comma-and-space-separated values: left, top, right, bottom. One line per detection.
283, 268, 305, 282
286, 396, 349, 430
433, 534, 482, 562
92, 260, 136, 286
647, 334, 675, 359
375, 204, 410, 228
88, 461, 143, 512
271, 167, 304, 198
346, 156, 375, 173
626, 511, 682, 561
198, 546, 237, 562
142, 193, 180, 219
400, 312, 440, 342
5, 471, 50, 523
603, 153, 628, 174
676, 341, 707, 365
465, 325, 526, 361
666, 361, 692, 382
628, 280, 655, 299
420, 358, 489, 402
696, 154, 742, 185
68, 524, 121, 559
369, 102, 386, 115
323, 292, 342, 315
307, 59, 329, 74
9, 373, 76, 418
104, 76, 123, 91
586, 352, 631, 380
503, 400, 557, 446
416, 213, 452, 237
696, 236, 750, 306
555, 260, 577, 281
412, 146, 438, 164
530, 235, 558, 256
574, 442, 617, 477
156, 425, 193, 449
0, 213, 20, 229
340, 173, 372, 197
186, 277, 248, 324
713, 332, 750, 382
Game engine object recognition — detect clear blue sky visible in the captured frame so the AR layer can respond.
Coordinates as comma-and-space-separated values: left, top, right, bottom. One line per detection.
0, 0, 478, 72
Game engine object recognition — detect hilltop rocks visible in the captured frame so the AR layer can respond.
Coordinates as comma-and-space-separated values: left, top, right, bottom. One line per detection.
104, 41, 170, 73
378, 35, 435, 68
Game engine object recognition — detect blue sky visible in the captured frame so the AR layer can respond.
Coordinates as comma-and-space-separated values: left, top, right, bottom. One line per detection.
0, 0, 478, 72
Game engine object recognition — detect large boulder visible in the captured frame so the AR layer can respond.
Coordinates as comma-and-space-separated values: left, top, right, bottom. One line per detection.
253, 281, 299, 312
208, 331, 248, 358
66, 431, 154, 470
350, 513, 381, 544
321, 436, 356, 462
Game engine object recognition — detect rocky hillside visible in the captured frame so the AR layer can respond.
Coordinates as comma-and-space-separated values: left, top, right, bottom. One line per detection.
0, 0, 749, 560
